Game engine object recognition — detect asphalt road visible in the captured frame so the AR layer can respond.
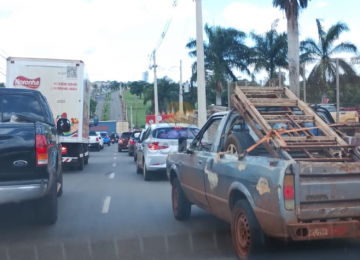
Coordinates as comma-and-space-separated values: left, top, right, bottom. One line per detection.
94, 95, 105, 120
109, 91, 123, 121
0, 147, 359, 260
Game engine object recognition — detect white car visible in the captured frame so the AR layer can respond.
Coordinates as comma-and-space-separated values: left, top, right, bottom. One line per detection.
96, 131, 104, 149
89, 131, 101, 151
135, 123, 199, 181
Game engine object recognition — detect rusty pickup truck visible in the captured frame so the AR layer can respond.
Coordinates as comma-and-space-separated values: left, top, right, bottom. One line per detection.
167, 92, 360, 260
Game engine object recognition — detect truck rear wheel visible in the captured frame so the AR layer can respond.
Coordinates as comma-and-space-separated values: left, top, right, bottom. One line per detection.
172, 178, 191, 220
231, 200, 266, 259
35, 176, 58, 225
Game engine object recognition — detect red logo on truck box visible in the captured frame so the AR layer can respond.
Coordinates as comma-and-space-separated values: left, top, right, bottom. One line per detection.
13, 76, 41, 89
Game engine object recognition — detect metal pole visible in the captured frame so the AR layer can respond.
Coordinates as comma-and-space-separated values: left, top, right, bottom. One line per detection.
130, 106, 133, 130
303, 63, 306, 103
195, 0, 207, 128
336, 58, 340, 123
179, 60, 183, 115
279, 67, 281, 87
153, 51, 159, 123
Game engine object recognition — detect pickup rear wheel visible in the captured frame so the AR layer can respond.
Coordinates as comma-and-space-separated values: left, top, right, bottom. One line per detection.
231, 200, 266, 259
172, 178, 191, 220
35, 176, 58, 225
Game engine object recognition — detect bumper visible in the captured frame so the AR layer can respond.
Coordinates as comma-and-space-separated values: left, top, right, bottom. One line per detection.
118, 144, 128, 149
145, 154, 168, 171
62, 157, 78, 163
0, 179, 48, 205
287, 220, 360, 241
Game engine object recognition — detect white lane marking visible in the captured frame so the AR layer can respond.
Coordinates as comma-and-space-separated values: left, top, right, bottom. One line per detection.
109, 173, 115, 179
114, 157, 116, 160
113, 163, 116, 167
102, 196, 111, 213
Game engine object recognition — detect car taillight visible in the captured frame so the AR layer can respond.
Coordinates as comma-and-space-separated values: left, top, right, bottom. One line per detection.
129, 139, 135, 145
106, 135, 109, 138
61, 146, 67, 155
284, 175, 295, 211
119, 138, 124, 143
36, 135, 48, 166
96, 137, 99, 141
148, 142, 169, 150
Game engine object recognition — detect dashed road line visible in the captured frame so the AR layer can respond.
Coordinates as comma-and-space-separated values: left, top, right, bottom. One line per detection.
102, 196, 111, 213
114, 157, 116, 160
113, 163, 116, 167
109, 173, 115, 179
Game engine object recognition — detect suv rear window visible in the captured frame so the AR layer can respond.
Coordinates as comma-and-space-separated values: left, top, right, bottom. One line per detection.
89, 131, 97, 136
152, 127, 199, 139
0, 94, 44, 123
131, 131, 141, 138
121, 132, 132, 138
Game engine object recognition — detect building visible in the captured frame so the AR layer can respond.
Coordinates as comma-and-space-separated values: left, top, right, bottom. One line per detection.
142, 71, 149, 82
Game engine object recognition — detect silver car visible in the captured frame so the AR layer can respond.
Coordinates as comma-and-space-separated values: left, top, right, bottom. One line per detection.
135, 123, 199, 181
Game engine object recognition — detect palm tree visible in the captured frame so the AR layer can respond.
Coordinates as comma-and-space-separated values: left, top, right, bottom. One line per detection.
186, 24, 250, 106
273, 0, 310, 97
251, 19, 288, 82
300, 19, 358, 100
143, 77, 179, 114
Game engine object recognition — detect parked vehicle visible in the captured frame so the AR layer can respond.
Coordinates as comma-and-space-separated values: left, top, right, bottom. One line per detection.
167, 87, 360, 259
89, 131, 101, 151
0, 88, 71, 224
99, 132, 110, 146
136, 124, 199, 181
118, 131, 132, 152
6, 57, 91, 170
314, 103, 359, 124
128, 130, 141, 156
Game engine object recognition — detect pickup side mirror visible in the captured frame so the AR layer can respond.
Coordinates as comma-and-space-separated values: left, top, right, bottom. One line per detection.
93, 115, 99, 126
178, 136, 187, 153
57, 118, 71, 133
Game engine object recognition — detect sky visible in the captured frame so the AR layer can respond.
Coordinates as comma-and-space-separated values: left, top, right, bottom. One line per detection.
0, 0, 359, 84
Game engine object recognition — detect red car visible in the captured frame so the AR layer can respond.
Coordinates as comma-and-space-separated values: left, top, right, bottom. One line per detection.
118, 131, 132, 152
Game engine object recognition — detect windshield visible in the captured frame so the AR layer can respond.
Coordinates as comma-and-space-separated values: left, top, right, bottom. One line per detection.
152, 127, 199, 139
121, 132, 132, 138
100, 132, 108, 137
0, 94, 45, 123
89, 131, 97, 136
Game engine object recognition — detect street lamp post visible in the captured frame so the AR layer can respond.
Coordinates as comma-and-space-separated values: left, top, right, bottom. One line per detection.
195, 0, 207, 128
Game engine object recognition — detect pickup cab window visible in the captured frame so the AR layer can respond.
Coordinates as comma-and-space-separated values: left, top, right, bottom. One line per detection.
192, 117, 223, 152
0, 94, 45, 123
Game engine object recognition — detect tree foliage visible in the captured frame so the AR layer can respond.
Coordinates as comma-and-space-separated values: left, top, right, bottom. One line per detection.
128, 81, 149, 98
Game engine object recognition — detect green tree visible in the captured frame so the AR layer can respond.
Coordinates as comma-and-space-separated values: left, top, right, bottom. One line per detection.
128, 81, 149, 98
143, 77, 179, 114
0, 82, 5, 88
186, 24, 250, 106
273, 0, 311, 96
250, 19, 288, 81
300, 19, 358, 99
90, 98, 97, 118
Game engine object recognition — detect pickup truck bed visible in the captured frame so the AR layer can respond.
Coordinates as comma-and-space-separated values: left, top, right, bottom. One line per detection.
167, 86, 360, 260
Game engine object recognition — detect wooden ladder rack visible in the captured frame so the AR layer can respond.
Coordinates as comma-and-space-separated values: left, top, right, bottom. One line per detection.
231, 87, 357, 162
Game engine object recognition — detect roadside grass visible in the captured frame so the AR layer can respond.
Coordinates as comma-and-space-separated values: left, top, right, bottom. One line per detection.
102, 93, 111, 121
122, 90, 148, 128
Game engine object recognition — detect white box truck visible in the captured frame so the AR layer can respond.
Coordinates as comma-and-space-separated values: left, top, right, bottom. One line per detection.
6, 57, 91, 170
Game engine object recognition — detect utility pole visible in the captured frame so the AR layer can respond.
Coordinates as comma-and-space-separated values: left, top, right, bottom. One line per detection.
195, 0, 207, 128
336, 58, 340, 123
303, 63, 306, 103
135, 98, 138, 129
130, 106, 133, 130
152, 51, 160, 124
179, 60, 183, 116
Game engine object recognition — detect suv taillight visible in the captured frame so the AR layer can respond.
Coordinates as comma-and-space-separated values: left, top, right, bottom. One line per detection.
61, 146, 67, 155
148, 142, 169, 150
129, 139, 135, 145
96, 137, 99, 141
284, 175, 295, 211
36, 135, 48, 166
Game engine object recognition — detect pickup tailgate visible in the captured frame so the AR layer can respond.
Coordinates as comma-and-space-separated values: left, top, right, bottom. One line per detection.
0, 123, 36, 178
296, 162, 360, 220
